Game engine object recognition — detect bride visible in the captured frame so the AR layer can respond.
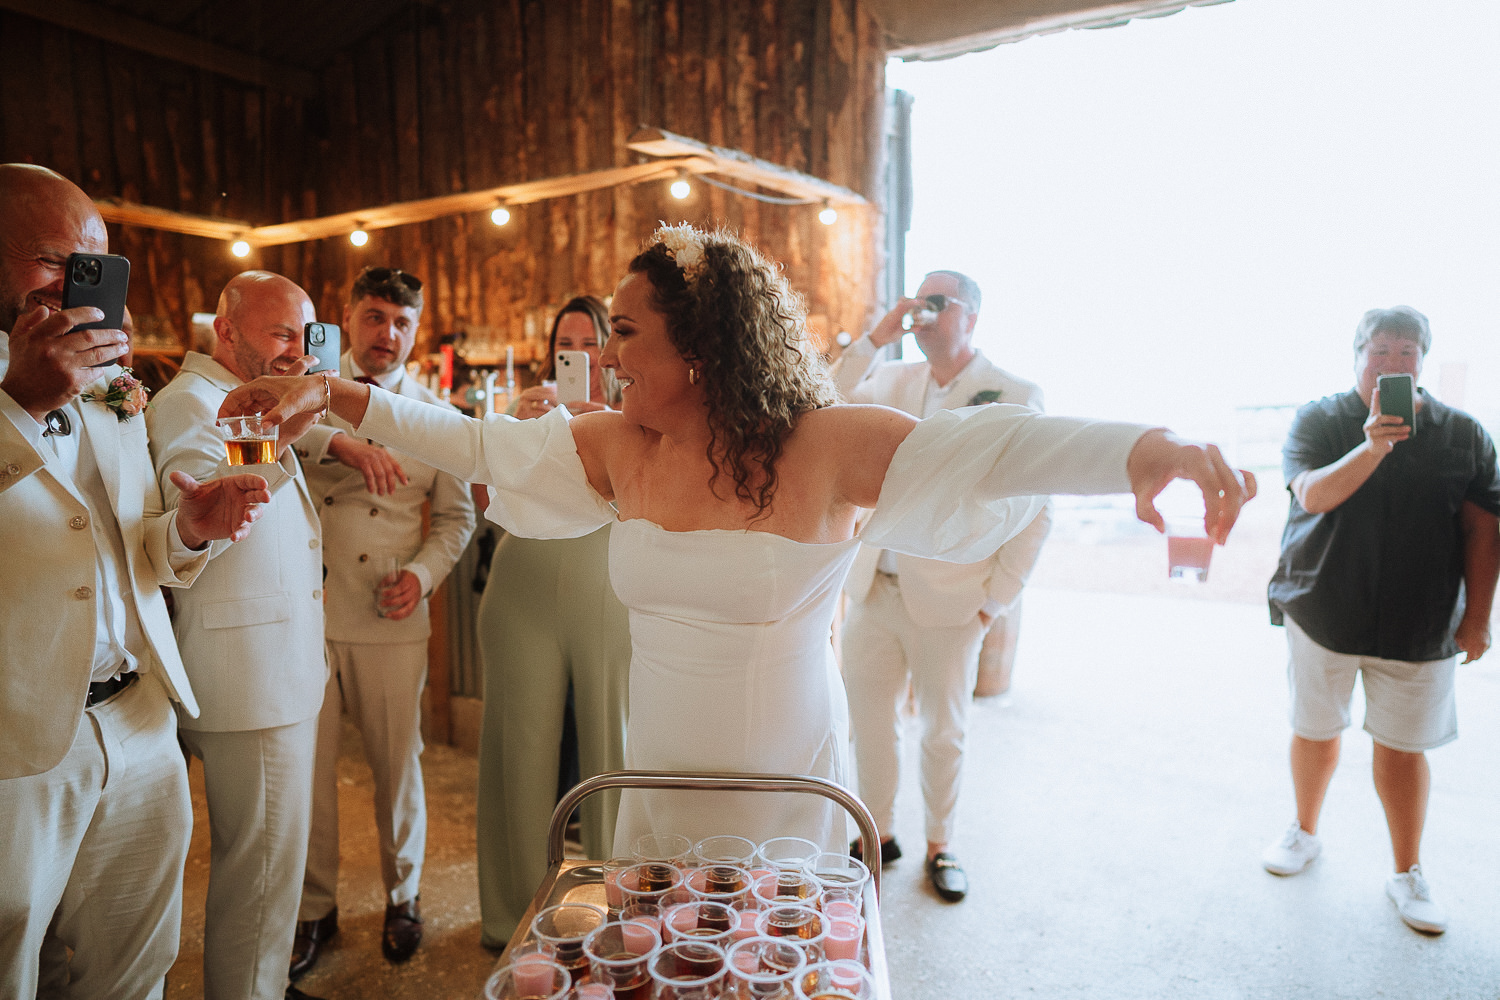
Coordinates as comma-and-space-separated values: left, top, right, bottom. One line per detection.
222, 224, 1254, 852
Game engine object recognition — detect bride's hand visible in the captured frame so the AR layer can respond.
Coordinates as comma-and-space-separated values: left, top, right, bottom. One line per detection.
1126, 430, 1257, 544
219, 365, 325, 428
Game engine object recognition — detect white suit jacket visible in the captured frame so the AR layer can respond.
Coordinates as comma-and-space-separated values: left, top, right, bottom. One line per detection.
296, 355, 476, 645
0, 345, 205, 778
146, 352, 327, 733
832, 340, 1051, 628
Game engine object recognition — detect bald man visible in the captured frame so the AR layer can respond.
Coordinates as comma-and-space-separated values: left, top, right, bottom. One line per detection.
147, 271, 329, 1000
0, 165, 268, 996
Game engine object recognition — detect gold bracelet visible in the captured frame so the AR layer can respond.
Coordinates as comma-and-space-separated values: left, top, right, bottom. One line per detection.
319, 372, 331, 418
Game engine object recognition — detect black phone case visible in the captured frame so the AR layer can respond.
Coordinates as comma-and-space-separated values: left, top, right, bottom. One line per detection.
304, 322, 342, 374
1377, 374, 1415, 435
60, 253, 131, 331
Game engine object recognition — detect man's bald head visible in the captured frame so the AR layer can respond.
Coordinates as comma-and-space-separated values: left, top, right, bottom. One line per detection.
0, 164, 109, 333
212, 270, 315, 382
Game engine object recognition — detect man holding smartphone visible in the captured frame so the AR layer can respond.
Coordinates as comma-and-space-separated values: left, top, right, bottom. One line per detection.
288, 266, 474, 978
0, 165, 271, 998
1263, 306, 1500, 935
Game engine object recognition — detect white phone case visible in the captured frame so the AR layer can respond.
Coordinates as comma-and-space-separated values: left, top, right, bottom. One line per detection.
556, 350, 590, 404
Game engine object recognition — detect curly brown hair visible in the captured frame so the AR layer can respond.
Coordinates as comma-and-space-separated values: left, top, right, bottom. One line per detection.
629, 226, 836, 518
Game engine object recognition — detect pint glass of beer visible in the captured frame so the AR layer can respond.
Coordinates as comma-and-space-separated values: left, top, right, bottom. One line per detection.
219, 415, 277, 466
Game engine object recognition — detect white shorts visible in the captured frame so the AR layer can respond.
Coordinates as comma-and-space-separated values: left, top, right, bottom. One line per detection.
1284, 616, 1457, 753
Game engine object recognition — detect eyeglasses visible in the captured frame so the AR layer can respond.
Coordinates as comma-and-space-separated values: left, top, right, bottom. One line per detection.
359, 267, 423, 291
922, 294, 969, 313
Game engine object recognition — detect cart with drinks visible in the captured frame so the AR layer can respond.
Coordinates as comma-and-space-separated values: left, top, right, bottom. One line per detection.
487, 770, 893, 999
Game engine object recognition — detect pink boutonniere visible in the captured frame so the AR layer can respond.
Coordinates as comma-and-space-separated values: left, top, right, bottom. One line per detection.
82, 368, 150, 422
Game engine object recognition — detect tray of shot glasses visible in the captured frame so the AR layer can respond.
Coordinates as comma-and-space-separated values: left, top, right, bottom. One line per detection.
485, 770, 892, 1000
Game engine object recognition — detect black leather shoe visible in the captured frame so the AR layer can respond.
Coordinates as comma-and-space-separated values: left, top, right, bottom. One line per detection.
849, 837, 903, 868
382, 897, 424, 963
289, 908, 338, 981
286, 985, 329, 1000
927, 852, 968, 902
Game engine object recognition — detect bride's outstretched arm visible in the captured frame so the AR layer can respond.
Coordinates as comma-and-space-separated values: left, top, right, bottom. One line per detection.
829, 402, 1255, 545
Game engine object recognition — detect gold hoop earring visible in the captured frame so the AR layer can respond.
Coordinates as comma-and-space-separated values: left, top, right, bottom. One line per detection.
688, 367, 699, 385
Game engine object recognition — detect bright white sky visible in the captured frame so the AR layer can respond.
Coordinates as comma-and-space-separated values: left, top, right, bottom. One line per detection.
886, 0, 1500, 461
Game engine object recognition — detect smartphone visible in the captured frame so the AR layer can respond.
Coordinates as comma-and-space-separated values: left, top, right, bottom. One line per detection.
303, 322, 341, 374
60, 252, 130, 331
1377, 373, 1415, 437
556, 350, 590, 404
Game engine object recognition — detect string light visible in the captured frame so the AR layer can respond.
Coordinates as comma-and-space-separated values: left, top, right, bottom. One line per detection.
669, 171, 692, 200
490, 205, 511, 226
230, 240, 251, 258
818, 202, 838, 226
350, 228, 369, 247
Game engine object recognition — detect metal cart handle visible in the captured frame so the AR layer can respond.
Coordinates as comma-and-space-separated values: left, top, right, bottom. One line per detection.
548, 769, 882, 898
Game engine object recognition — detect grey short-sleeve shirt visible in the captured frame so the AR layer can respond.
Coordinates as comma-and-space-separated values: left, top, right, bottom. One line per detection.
1268, 388, 1500, 661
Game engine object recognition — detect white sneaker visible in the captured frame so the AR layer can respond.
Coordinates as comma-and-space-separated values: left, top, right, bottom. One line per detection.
1261, 820, 1322, 876
1385, 865, 1447, 934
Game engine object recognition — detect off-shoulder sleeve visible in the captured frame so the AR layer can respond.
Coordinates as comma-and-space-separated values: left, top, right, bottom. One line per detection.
861, 404, 1149, 563
358, 391, 615, 539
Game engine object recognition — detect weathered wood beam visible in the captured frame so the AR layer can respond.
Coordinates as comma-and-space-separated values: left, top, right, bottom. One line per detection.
0, 0, 318, 98
627, 126, 869, 207
95, 199, 251, 241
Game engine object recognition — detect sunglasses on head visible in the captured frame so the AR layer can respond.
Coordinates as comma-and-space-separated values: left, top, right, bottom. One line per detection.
360, 267, 423, 291
922, 294, 968, 313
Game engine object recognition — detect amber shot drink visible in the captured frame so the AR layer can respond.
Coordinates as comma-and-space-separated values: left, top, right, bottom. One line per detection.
219, 415, 277, 466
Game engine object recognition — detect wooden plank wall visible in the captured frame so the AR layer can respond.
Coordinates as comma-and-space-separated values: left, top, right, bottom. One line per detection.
0, 1, 887, 364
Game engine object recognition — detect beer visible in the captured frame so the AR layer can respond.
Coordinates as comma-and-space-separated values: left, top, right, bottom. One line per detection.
225, 437, 276, 466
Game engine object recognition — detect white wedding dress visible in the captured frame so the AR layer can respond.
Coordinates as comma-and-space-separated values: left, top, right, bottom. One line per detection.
358, 394, 1145, 853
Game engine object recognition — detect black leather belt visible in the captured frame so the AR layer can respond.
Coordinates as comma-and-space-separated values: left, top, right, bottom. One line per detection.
86, 671, 138, 708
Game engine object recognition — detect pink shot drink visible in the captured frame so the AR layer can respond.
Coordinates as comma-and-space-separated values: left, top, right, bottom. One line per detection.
1166, 530, 1214, 582
510, 953, 558, 996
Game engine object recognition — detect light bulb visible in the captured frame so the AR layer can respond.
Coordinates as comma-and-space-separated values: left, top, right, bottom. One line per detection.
491, 206, 511, 226
350, 229, 369, 247
670, 178, 691, 200
818, 205, 838, 226
230, 240, 251, 258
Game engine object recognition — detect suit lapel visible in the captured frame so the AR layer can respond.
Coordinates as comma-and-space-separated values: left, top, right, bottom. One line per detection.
77, 373, 123, 514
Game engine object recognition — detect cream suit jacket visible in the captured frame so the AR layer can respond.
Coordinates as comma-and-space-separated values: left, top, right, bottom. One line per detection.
295, 355, 476, 644
146, 353, 327, 732
833, 340, 1051, 628
0, 351, 206, 778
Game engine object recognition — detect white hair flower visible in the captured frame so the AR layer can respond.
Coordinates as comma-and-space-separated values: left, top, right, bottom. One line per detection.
656, 222, 708, 282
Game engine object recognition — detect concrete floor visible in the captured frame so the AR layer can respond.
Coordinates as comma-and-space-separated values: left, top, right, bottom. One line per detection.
168, 580, 1500, 997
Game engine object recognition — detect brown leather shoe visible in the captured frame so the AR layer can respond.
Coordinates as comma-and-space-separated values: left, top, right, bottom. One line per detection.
289, 908, 338, 981
382, 897, 424, 963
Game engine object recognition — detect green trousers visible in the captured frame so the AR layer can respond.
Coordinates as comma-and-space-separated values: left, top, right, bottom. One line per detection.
474, 525, 631, 947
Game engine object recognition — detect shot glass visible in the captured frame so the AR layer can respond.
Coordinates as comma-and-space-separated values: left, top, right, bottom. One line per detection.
1166, 517, 1215, 583
649, 940, 728, 1000
755, 837, 821, 873
822, 914, 865, 962
751, 869, 822, 908
756, 903, 827, 959
725, 935, 809, 999
686, 863, 752, 907
601, 856, 635, 915
793, 959, 877, 999
806, 853, 870, 908
632, 832, 693, 867
218, 414, 277, 466
582, 919, 660, 998
692, 835, 758, 869
374, 555, 403, 618
483, 954, 570, 1000
618, 862, 685, 911
530, 902, 607, 978
661, 900, 738, 948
